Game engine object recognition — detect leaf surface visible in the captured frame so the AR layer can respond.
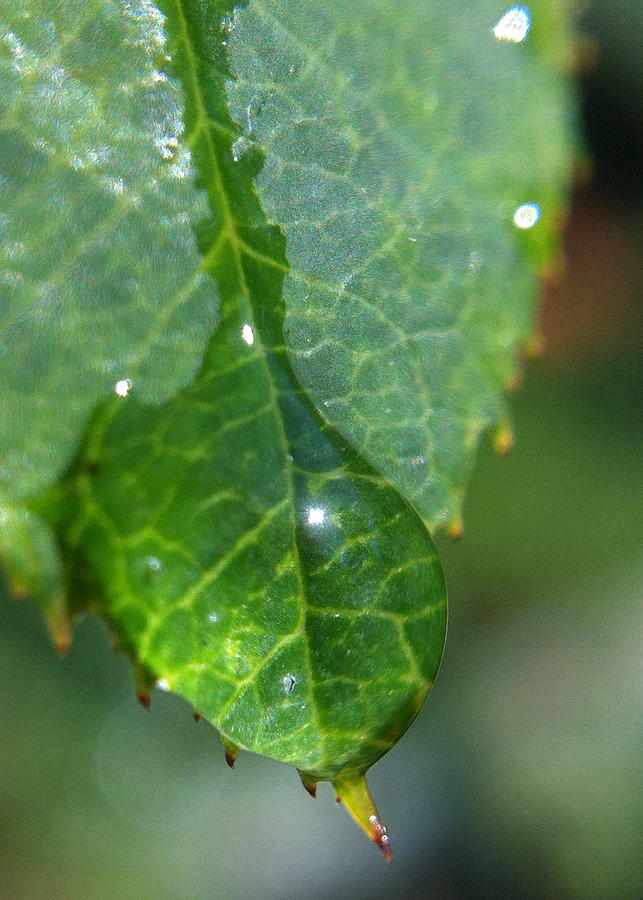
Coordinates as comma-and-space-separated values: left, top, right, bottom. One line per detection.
29, 0, 447, 853
225, 0, 577, 527
0, 0, 219, 497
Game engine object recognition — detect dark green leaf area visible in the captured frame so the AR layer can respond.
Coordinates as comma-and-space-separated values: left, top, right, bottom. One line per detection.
226, 0, 577, 529
0, 1, 218, 498
39, 299, 446, 779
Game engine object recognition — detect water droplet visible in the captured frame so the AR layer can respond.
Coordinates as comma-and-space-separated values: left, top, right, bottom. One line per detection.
306, 506, 326, 526
513, 202, 541, 229
115, 379, 132, 397
493, 6, 532, 43
146, 556, 162, 572
283, 673, 297, 694
104, 176, 125, 195
156, 678, 171, 692
208, 612, 220, 625
231, 135, 252, 162
468, 250, 484, 272
241, 323, 255, 345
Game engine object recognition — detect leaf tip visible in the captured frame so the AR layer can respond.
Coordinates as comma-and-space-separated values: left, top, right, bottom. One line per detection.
333, 772, 392, 862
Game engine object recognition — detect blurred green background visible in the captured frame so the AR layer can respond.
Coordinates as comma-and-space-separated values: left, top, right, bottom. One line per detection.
1, 4, 641, 898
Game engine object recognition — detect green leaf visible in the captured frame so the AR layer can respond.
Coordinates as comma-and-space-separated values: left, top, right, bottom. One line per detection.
23, 0, 447, 855
0, 0, 577, 857
224, 0, 577, 528
0, 1, 219, 497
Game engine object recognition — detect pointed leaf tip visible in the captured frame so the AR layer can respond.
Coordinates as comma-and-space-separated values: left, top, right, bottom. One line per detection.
333, 772, 393, 862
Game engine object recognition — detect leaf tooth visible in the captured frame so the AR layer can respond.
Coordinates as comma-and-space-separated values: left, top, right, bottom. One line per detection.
137, 691, 152, 710
222, 737, 241, 769
132, 664, 155, 710
298, 771, 318, 799
44, 607, 74, 658
493, 424, 516, 456
333, 772, 392, 863
526, 329, 547, 359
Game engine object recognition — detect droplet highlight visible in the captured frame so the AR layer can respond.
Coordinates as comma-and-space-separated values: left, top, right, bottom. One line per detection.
241, 323, 255, 345
513, 202, 541, 229
493, 6, 532, 43
115, 379, 132, 397
306, 506, 326, 526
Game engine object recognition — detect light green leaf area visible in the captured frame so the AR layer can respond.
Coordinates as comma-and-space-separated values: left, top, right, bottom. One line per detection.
225, 0, 578, 528
23, 0, 447, 851
0, 1, 219, 498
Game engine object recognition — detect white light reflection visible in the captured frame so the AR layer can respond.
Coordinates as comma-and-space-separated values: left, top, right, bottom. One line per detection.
115, 379, 132, 396
306, 506, 326, 526
241, 323, 255, 345
156, 678, 171, 692
513, 202, 541, 229
493, 6, 532, 43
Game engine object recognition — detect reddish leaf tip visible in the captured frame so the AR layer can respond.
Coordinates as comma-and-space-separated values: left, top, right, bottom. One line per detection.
369, 815, 393, 863
333, 772, 393, 862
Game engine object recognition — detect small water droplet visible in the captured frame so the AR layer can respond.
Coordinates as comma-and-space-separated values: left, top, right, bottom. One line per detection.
283, 673, 297, 694
306, 506, 326, 526
513, 202, 541, 229
146, 556, 162, 572
493, 6, 532, 43
208, 612, 220, 625
156, 678, 171, 692
115, 379, 132, 397
241, 323, 255, 345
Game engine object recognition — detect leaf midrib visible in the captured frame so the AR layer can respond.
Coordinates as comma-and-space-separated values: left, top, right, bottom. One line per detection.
171, 0, 326, 763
